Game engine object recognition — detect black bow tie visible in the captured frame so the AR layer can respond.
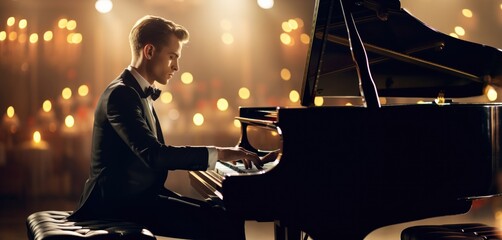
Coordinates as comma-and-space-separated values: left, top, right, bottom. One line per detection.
144, 86, 161, 101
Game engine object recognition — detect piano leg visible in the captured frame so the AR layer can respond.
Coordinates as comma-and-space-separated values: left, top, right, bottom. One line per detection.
274, 221, 301, 240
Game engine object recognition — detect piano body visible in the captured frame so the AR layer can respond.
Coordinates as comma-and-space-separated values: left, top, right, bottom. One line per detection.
189, 0, 502, 239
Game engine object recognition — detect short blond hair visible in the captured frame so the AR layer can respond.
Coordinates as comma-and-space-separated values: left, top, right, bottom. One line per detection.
129, 15, 189, 57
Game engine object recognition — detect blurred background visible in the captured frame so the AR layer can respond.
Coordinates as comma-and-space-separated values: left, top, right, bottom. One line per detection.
0, 0, 501, 239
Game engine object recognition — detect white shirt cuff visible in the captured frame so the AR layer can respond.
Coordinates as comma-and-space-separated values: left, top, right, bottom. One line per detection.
207, 147, 218, 170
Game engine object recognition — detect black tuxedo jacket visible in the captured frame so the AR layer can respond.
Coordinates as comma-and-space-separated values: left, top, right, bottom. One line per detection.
71, 70, 209, 219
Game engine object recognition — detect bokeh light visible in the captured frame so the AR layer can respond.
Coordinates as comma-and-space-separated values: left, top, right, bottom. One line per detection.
454, 26, 465, 36
462, 9, 473, 18
280, 68, 291, 81
160, 92, 173, 104
193, 113, 204, 126
42, 100, 52, 112
217, 98, 229, 111
95, 0, 113, 14
44, 31, 53, 41
181, 72, 193, 84
257, 0, 274, 9
78, 85, 89, 96
238, 87, 251, 99
33, 131, 41, 143
289, 90, 300, 103
65, 115, 75, 128
6, 106, 15, 118
62, 87, 72, 99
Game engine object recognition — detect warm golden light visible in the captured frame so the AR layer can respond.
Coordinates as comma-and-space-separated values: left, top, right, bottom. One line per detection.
181, 72, 193, 84
233, 119, 241, 128
454, 26, 465, 36
66, 20, 77, 30
257, 0, 274, 9
160, 92, 173, 104
281, 22, 292, 32
9, 32, 17, 41
314, 97, 324, 106
18, 19, 27, 29
67, 33, 82, 44
462, 9, 473, 18
289, 90, 300, 103
221, 33, 234, 45
7, 17, 15, 27
280, 33, 292, 46
0, 31, 6, 41
217, 98, 229, 111
238, 87, 250, 99
67, 33, 73, 44
44, 31, 53, 41
65, 115, 75, 128
58, 18, 68, 29
486, 86, 498, 101
288, 19, 298, 30
295, 18, 304, 28
95, 0, 113, 14
62, 87, 72, 99
78, 85, 89, 96
300, 33, 310, 44
345, 102, 353, 106
29, 33, 38, 44
280, 68, 291, 81
33, 131, 41, 143
449, 33, 459, 38
42, 100, 52, 112
193, 113, 204, 126
18, 33, 26, 43
6, 106, 15, 118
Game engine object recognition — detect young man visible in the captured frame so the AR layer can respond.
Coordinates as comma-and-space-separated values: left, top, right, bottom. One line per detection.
70, 15, 267, 239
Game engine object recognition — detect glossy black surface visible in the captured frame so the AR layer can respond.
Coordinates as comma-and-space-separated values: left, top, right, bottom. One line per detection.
190, 0, 502, 239
301, 0, 502, 106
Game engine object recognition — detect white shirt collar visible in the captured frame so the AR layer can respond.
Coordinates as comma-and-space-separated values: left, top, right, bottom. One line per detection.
126, 65, 155, 94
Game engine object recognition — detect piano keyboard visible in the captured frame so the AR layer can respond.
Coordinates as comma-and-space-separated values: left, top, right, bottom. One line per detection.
215, 160, 278, 176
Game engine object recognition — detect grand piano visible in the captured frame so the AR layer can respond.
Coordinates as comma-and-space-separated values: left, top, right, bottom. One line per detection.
189, 0, 502, 239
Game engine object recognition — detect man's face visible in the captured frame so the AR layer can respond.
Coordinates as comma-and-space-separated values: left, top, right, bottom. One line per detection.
148, 34, 182, 85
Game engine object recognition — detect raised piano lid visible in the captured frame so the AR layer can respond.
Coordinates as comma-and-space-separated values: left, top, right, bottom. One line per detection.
300, 0, 502, 106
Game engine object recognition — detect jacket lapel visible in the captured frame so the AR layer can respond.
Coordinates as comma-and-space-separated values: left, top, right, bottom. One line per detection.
152, 107, 165, 144
120, 70, 159, 137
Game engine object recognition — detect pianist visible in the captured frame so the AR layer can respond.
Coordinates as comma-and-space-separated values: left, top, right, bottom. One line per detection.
69, 15, 265, 239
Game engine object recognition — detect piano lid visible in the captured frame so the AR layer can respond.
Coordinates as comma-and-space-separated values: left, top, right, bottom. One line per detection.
300, 0, 502, 107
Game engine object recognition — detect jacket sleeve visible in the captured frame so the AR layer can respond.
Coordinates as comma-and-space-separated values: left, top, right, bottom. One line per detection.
106, 86, 209, 171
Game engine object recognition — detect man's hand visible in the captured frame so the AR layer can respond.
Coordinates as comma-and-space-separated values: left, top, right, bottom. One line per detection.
261, 150, 280, 164
216, 147, 262, 169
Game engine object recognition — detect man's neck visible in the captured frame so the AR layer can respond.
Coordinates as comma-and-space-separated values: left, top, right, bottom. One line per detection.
130, 66, 154, 85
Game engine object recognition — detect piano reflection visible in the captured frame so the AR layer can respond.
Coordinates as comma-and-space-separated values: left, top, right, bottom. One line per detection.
189, 0, 502, 239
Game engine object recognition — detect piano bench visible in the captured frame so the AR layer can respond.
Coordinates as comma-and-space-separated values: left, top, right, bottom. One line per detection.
401, 223, 502, 240
26, 210, 157, 240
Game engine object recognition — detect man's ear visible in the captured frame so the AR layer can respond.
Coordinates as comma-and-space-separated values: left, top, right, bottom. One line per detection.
143, 44, 155, 60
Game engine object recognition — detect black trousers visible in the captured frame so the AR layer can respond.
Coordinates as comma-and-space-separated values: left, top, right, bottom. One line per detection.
123, 189, 246, 240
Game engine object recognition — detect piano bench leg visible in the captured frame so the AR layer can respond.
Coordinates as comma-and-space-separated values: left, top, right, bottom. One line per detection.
274, 221, 302, 240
